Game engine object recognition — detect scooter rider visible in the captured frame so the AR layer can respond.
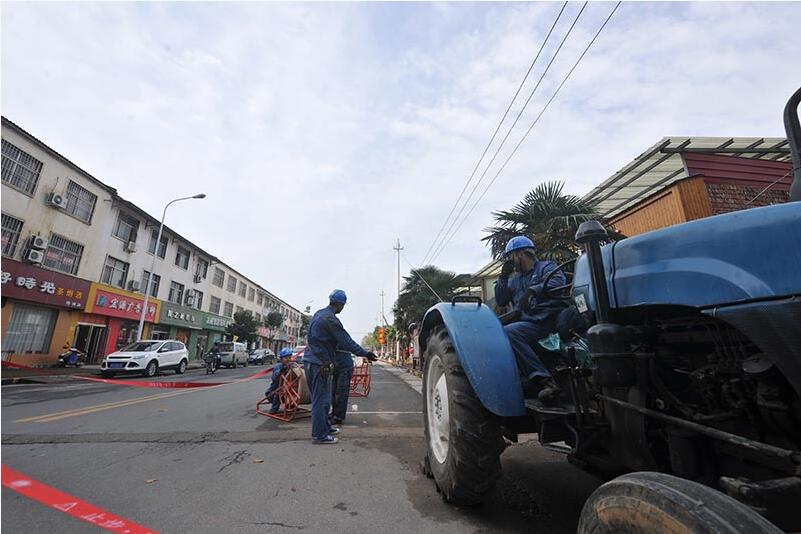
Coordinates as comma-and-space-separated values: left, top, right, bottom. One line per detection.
265, 348, 295, 413
495, 236, 566, 403
304, 290, 378, 444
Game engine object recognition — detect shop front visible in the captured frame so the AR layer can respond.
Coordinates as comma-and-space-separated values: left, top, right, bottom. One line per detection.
1, 259, 91, 366
199, 312, 232, 359
158, 302, 203, 360
83, 284, 160, 362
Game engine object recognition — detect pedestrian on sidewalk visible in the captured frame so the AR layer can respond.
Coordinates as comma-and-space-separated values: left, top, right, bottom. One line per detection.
304, 290, 377, 444
330, 349, 355, 425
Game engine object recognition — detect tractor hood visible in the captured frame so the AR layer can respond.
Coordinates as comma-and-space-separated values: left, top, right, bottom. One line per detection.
572, 202, 801, 311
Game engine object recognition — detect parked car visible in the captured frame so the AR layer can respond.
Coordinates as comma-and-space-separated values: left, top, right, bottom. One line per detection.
248, 348, 274, 365
101, 340, 189, 378
214, 341, 248, 368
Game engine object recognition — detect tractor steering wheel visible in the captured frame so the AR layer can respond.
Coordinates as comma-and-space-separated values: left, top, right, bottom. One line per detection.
541, 259, 576, 299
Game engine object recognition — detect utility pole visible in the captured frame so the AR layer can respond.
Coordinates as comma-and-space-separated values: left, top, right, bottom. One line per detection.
393, 238, 404, 365
379, 290, 386, 358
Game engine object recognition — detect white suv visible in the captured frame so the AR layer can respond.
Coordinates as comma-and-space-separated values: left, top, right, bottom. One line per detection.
101, 340, 189, 378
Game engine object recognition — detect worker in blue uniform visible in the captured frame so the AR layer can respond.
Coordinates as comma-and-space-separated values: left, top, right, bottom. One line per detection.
264, 347, 295, 413
304, 290, 378, 444
495, 236, 567, 403
330, 349, 355, 425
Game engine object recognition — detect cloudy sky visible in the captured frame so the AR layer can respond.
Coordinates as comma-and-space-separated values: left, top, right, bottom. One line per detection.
2, 1, 800, 337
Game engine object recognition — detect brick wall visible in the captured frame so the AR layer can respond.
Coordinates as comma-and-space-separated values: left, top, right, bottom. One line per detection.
705, 183, 789, 216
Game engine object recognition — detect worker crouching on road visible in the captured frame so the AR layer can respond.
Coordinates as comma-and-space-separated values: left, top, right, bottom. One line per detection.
304, 290, 378, 444
265, 348, 295, 413
330, 350, 355, 425
495, 236, 567, 403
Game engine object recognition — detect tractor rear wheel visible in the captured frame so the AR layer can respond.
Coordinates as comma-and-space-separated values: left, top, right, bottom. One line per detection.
578, 471, 782, 533
423, 325, 504, 506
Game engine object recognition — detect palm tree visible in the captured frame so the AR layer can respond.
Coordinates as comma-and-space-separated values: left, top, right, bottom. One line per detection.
392, 266, 469, 334
482, 180, 621, 261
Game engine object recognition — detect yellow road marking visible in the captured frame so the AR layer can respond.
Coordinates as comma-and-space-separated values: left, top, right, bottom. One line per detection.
15, 389, 201, 423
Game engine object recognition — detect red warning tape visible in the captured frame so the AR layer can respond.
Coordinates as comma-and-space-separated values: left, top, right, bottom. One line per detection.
1, 360, 37, 369
2, 464, 158, 533
72, 367, 274, 389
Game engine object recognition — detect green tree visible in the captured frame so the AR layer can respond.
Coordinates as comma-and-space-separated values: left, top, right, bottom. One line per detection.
300, 314, 310, 338
482, 180, 622, 262
266, 312, 284, 328
392, 266, 469, 335
225, 310, 259, 344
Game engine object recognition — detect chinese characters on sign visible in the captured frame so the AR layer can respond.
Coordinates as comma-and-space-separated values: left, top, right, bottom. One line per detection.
0, 260, 90, 309
93, 289, 156, 321
166, 309, 196, 323
206, 316, 230, 328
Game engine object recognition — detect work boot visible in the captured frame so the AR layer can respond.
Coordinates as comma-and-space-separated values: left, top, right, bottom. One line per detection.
313, 435, 339, 445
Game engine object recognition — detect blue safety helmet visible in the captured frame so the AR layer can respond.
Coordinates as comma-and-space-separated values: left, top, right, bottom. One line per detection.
279, 348, 293, 358
503, 236, 536, 257
329, 289, 347, 304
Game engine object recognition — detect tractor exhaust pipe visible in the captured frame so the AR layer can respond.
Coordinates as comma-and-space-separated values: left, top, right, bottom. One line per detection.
783, 86, 801, 202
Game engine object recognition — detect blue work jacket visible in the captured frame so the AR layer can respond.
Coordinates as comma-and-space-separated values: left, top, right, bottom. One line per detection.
494, 260, 566, 322
304, 306, 368, 365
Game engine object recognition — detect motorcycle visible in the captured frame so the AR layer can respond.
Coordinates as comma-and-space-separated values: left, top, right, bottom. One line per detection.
57, 347, 86, 367
204, 352, 221, 375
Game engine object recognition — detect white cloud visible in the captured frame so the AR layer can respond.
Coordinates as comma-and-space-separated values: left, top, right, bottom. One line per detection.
2, 2, 800, 335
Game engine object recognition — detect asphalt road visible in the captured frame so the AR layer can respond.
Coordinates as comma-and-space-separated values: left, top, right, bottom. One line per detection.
2, 362, 601, 533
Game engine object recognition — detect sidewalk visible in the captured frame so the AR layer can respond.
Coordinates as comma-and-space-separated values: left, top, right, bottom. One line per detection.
1, 361, 206, 385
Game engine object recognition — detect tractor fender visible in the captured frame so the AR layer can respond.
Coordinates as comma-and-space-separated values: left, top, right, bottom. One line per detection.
419, 302, 526, 417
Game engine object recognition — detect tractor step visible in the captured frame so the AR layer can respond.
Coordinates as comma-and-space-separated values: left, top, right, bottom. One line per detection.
524, 398, 576, 416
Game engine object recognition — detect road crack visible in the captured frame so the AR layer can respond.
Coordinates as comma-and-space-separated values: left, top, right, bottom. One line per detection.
249, 521, 303, 530
218, 449, 249, 472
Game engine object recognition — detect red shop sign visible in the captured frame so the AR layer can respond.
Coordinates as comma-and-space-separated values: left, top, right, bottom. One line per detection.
0, 259, 90, 309
93, 289, 156, 322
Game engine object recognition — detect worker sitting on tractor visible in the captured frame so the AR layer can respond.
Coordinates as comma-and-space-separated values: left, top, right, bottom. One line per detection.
495, 236, 568, 403
265, 348, 295, 413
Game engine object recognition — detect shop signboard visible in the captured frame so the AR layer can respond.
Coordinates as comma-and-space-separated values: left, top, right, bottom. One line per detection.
256, 326, 269, 338
88, 285, 158, 322
0, 259, 90, 309
159, 303, 202, 329
203, 312, 232, 332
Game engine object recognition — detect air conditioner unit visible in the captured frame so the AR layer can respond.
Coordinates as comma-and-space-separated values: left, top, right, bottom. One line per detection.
185, 290, 196, 306
29, 235, 48, 250
193, 274, 202, 283
127, 280, 141, 292
26, 249, 44, 264
125, 241, 137, 252
46, 191, 66, 209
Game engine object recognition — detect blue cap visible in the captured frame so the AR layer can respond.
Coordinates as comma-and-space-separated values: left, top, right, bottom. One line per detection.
329, 289, 347, 304
279, 348, 293, 358
503, 236, 536, 257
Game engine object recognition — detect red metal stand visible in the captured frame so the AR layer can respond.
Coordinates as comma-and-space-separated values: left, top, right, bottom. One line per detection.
350, 360, 371, 397
256, 369, 311, 422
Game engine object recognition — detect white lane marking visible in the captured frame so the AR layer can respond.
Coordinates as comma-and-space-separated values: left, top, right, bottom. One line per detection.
352, 411, 421, 415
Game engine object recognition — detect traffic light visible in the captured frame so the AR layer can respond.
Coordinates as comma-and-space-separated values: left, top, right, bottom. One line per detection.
378, 327, 385, 345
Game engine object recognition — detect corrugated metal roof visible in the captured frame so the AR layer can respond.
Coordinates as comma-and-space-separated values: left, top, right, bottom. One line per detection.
583, 137, 791, 218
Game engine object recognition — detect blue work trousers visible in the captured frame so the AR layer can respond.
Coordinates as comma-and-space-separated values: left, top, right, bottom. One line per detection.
331, 362, 354, 422
304, 361, 333, 440
504, 320, 554, 380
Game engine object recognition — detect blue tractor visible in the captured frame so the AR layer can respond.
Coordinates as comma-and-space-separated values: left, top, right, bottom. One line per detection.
419, 88, 801, 532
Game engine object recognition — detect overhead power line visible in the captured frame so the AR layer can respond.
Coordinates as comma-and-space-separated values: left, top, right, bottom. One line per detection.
419, 2, 568, 266
400, 252, 444, 302
429, 1, 622, 264
425, 2, 588, 265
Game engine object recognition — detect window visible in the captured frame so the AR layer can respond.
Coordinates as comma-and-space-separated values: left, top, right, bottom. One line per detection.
257, 293, 264, 306
64, 180, 97, 223
43, 234, 84, 275
168, 281, 185, 305
2, 213, 24, 257
248, 287, 255, 302
196, 258, 209, 279
227, 275, 237, 293
192, 290, 204, 310
212, 267, 225, 287
236, 305, 244, 314
101, 256, 129, 288
113, 211, 139, 243
3, 304, 57, 353
209, 296, 221, 314
238, 281, 247, 298
148, 230, 168, 258
255, 312, 262, 323
2, 140, 43, 195
175, 245, 190, 270
141, 270, 160, 298
223, 301, 234, 318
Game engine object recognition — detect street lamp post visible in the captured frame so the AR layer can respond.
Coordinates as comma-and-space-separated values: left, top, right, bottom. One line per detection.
137, 193, 206, 341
